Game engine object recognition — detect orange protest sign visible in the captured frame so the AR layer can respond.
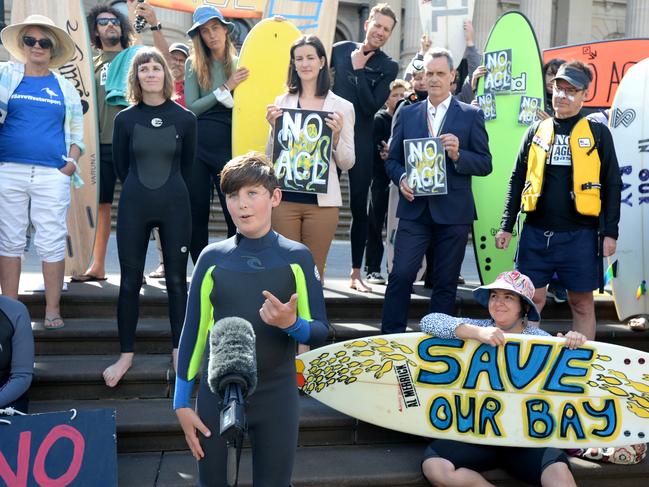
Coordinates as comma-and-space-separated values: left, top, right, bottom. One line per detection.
544, 39, 649, 109
149, 0, 265, 18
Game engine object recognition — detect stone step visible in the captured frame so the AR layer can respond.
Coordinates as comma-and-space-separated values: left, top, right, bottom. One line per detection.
31, 317, 649, 356
31, 354, 173, 401
29, 395, 415, 454
20, 278, 619, 321
117, 445, 649, 487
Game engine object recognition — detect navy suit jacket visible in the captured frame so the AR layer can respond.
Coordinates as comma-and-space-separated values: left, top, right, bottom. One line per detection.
384, 97, 492, 225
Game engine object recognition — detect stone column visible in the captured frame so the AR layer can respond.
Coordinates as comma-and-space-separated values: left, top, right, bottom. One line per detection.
400, 0, 422, 72
383, 0, 402, 65
472, 0, 498, 51
555, 0, 592, 45
520, 0, 552, 50
626, 0, 649, 37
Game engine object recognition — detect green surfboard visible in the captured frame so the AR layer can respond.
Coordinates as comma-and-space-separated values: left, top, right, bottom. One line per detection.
472, 12, 544, 284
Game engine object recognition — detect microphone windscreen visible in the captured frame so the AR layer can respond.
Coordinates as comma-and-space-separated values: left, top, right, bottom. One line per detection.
208, 317, 257, 398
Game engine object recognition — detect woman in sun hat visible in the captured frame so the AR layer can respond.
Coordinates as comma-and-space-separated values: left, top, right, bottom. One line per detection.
184, 5, 249, 262
419, 270, 584, 487
0, 14, 84, 330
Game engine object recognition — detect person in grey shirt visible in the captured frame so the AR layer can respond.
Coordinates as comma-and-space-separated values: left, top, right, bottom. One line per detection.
0, 296, 34, 414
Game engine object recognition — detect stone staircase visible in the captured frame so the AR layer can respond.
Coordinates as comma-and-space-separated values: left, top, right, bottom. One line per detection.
20, 282, 649, 486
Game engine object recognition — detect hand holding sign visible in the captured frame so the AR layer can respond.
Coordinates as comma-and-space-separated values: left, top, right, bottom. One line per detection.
266, 104, 283, 125
440, 134, 460, 161
325, 111, 344, 147
399, 176, 415, 202
260, 290, 298, 329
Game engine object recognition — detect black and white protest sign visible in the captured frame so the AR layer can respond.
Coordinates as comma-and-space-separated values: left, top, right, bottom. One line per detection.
404, 137, 448, 196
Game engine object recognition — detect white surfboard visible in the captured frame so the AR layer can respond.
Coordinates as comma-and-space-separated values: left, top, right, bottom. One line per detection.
297, 333, 649, 448
418, 0, 475, 63
609, 58, 649, 321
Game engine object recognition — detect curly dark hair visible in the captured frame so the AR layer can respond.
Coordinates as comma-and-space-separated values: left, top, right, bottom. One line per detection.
87, 4, 133, 50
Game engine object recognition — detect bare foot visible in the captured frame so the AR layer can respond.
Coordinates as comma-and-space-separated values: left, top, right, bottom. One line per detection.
103, 353, 134, 388
350, 268, 372, 293
172, 348, 178, 372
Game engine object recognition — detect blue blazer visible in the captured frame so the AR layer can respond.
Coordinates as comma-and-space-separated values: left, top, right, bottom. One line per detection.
384, 97, 492, 225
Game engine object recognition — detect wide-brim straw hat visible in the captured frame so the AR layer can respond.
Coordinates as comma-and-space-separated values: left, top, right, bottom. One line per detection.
1, 14, 76, 68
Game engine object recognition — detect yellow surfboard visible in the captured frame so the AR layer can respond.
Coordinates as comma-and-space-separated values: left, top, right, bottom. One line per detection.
11, 0, 99, 278
232, 18, 300, 157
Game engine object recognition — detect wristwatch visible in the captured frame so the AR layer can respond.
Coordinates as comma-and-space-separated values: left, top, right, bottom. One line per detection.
150, 23, 162, 31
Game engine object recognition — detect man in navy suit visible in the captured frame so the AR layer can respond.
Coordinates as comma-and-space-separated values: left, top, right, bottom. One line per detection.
381, 48, 492, 334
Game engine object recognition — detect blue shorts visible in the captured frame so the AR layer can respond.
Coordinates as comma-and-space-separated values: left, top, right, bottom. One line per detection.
516, 225, 598, 292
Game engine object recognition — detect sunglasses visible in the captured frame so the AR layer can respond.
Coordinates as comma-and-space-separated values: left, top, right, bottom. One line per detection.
96, 18, 121, 26
22, 35, 53, 49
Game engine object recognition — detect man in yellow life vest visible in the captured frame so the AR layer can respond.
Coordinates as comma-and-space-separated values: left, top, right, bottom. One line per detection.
495, 61, 622, 340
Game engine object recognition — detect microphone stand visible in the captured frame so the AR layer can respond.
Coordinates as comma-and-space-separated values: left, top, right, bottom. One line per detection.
220, 382, 247, 487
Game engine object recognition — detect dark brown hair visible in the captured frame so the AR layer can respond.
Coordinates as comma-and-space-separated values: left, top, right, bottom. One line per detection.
127, 48, 174, 103
87, 4, 133, 50
220, 152, 279, 195
287, 35, 330, 97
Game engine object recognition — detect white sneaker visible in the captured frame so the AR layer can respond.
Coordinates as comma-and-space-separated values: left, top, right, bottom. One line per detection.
366, 272, 386, 285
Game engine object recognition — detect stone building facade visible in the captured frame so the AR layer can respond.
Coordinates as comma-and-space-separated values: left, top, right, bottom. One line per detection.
2, 1, 647, 73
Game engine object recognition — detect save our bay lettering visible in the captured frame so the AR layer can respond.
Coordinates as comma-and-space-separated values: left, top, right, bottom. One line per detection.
404, 137, 448, 196
272, 108, 332, 194
415, 337, 619, 441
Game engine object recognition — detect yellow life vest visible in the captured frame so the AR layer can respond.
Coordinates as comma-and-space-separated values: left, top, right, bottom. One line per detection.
522, 117, 601, 217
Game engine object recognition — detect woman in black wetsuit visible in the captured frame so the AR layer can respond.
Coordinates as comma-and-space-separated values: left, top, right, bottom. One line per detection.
185, 5, 249, 262
103, 48, 197, 388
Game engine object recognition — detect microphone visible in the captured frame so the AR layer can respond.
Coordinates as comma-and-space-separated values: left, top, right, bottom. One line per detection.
208, 317, 257, 487
208, 317, 257, 435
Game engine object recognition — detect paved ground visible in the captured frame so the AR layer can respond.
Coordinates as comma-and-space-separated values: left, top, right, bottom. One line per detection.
19, 234, 482, 290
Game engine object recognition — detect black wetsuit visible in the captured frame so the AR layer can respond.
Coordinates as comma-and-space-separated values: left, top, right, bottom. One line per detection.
112, 100, 197, 352
174, 231, 329, 486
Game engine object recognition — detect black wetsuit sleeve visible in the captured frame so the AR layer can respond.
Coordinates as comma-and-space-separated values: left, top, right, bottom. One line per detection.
0, 298, 34, 408
112, 111, 130, 183
500, 126, 534, 233
180, 113, 197, 183
595, 123, 622, 238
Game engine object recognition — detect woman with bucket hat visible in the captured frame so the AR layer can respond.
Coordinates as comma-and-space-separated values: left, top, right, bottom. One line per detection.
0, 15, 84, 330
419, 270, 583, 487
185, 5, 249, 262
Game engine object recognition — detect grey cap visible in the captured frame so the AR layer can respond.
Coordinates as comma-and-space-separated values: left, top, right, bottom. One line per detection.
169, 42, 190, 58
552, 64, 591, 90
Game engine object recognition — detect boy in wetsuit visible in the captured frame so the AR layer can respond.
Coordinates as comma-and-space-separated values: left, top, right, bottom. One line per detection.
174, 152, 329, 486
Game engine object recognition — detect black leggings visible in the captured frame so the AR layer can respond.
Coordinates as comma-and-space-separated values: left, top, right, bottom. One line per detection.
347, 127, 374, 269
116, 177, 191, 352
188, 118, 236, 263
365, 158, 390, 273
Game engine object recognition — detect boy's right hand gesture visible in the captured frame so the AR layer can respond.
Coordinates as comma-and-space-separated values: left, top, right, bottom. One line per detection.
176, 408, 211, 460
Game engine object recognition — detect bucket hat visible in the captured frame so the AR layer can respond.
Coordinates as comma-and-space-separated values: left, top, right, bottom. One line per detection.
473, 270, 541, 322
1, 14, 75, 69
187, 5, 234, 37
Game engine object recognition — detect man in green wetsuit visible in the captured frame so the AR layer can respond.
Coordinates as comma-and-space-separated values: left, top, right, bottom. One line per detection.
174, 152, 329, 486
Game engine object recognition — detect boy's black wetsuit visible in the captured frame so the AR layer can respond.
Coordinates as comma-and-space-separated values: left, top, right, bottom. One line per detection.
174, 230, 329, 486
113, 100, 197, 352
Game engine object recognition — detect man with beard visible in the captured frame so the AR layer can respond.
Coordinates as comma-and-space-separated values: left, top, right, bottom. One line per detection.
75, 1, 169, 282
